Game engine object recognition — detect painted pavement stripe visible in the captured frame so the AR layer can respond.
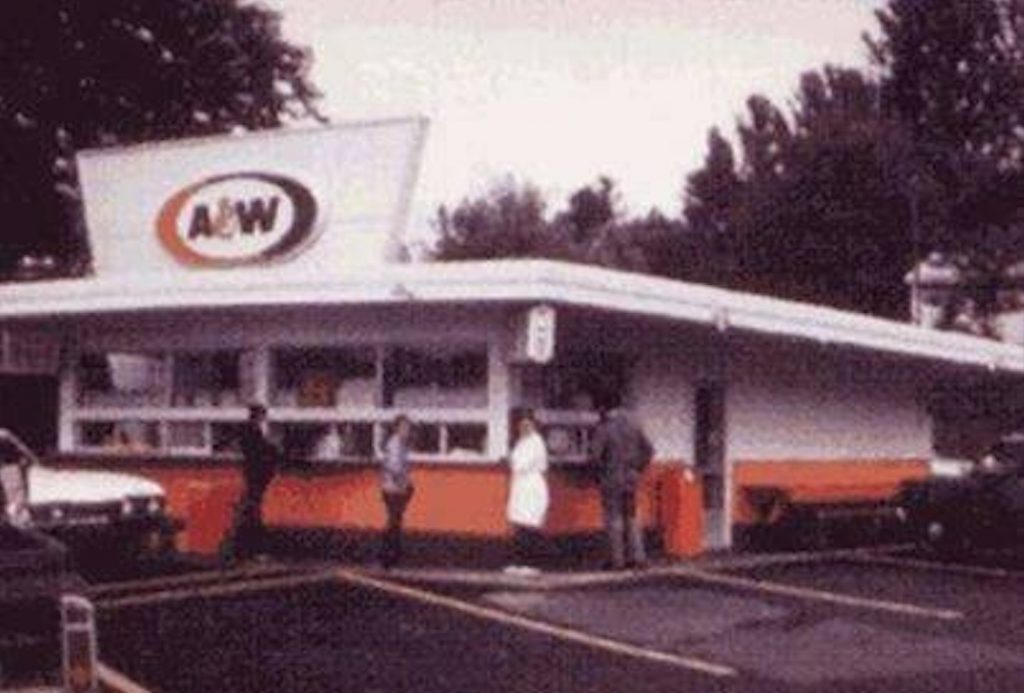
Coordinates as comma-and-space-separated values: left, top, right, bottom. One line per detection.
849, 551, 1024, 580
87, 561, 298, 597
97, 661, 155, 693
663, 565, 964, 621
334, 568, 738, 678
94, 569, 338, 609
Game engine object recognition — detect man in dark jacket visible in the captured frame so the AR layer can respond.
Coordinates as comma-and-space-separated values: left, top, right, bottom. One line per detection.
223, 404, 281, 561
590, 407, 654, 570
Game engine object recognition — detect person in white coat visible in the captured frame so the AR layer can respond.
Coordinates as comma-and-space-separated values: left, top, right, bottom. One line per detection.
505, 410, 550, 576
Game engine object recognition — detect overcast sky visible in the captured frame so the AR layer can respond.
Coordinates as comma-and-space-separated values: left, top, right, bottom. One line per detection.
271, 0, 884, 230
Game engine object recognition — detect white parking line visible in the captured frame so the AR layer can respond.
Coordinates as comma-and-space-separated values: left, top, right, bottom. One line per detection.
850, 551, 1024, 581
662, 565, 964, 621
94, 569, 338, 609
335, 568, 738, 679
97, 661, 154, 693
88, 561, 297, 597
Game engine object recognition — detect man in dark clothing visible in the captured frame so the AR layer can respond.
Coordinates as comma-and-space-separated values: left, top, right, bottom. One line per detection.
223, 404, 281, 561
590, 407, 654, 570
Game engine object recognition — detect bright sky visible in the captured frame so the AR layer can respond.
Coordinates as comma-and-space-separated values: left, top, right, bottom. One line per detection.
271, 0, 884, 230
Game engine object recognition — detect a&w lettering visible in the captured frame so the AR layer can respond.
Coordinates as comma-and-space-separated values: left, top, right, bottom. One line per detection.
157, 172, 318, 268
188, 196, 281, 239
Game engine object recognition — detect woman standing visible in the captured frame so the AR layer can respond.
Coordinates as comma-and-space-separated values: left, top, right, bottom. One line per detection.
379, 415, 414, 569
505, 410, 550, 576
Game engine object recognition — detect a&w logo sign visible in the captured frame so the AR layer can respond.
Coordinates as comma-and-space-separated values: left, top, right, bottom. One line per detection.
156, 172, 318, 268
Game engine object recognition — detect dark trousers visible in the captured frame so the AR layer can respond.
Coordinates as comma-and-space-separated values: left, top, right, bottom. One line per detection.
222, 485, 268, 561
601, 488, 647, 569
381, 487, 413, 568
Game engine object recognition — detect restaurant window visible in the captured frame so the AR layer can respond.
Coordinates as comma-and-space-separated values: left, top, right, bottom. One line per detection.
382, 346, 487, 409
516, 350, 629, 462
447, 423, 488, 457
272, 421, 376, 462
409, 422, 441, 455
271, 347, 377, 408
76, 420, 161, 452
171, 351, 243, 407
166, 421, 207, 451
212, 423, 248, 455
77, 353, 167, 408
68, 342, 493, 462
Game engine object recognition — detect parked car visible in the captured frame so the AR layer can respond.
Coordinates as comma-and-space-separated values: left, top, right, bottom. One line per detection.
0, 429, 180, 559
896, 437, 1024, 555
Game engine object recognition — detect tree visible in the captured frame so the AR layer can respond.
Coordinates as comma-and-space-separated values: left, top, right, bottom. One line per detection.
435, 176, 644, 265
555, 175, 619, 245
868, 0, 1024, 262
432, 178, 575, 261
682, 128, 742, 283
869, 0, 1024, 169
0, 0, 322, 275
680, 67, 929, 316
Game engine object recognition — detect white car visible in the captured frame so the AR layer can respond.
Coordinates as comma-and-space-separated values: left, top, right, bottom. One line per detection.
0, 429, 180, 557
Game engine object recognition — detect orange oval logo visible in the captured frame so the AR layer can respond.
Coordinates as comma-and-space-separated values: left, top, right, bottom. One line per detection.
156, 172, 318, 267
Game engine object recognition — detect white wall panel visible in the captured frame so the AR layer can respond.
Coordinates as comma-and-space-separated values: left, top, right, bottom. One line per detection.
727, 340, 933, 461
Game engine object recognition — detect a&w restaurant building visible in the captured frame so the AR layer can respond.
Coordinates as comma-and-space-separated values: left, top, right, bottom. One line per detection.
2, 117, 1023, 557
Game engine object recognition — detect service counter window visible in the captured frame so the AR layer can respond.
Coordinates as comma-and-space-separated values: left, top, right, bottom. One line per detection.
383, 346, 487, 409
76, 420, 161, 453
273, 422, 376, 462
515, 351, 628, 462
166, 421, 207, 452
172, 351, 243, 407
67, 341, 493, 462
77, 353, 167, 408
271, 347, 377, 409
212, 423, 248, 455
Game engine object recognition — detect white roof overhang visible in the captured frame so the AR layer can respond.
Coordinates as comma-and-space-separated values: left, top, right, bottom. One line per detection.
0, 259, 1022, 375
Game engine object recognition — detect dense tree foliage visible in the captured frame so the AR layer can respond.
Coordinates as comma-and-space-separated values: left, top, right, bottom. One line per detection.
679, 68, 931, 316
433, 175, 679, 274
869, 0, 1024, 270
436, 0, 1024, 320
673, 0, 1024, 317
0, 0, 321, 275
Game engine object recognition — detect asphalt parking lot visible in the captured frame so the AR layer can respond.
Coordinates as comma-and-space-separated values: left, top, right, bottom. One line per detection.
90, 548, 1024, 693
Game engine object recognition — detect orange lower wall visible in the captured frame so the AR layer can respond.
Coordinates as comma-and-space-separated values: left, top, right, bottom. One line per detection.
732, 458, 929, 524
54, 458, 688, 554
52, 456, 925, 555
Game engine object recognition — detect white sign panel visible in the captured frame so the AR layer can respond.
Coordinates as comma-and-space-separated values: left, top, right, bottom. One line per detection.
511, 304, 557, 364
77, 118, 427, 282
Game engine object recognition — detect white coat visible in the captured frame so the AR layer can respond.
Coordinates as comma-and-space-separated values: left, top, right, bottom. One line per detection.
506, 431, 550, 528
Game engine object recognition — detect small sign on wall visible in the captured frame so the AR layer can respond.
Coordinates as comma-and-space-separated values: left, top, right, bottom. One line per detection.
511, 304, 556, 364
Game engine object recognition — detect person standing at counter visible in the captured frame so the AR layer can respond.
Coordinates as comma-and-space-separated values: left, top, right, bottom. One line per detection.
591, 407, 654, 570
223, 404, 281, 562
379, 415, 414, 569
504, 410, 550, 576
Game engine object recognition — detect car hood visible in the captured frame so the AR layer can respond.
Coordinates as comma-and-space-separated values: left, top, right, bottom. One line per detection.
27, 466, 164, 505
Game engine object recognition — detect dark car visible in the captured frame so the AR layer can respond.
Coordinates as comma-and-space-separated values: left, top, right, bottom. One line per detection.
897, 439, 1024, 555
